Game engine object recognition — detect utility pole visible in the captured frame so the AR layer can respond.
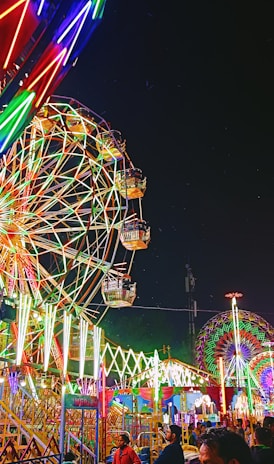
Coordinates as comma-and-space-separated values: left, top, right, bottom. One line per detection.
185, 264, 197, 364
163, 344, 171, 359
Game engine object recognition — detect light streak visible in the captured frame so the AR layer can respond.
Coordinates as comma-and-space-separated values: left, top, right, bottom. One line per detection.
245, 366, 254, 414
92, 0, 105, 19
231, 296, 244, 387
101, 363, 106, 417
28, 48, 67, 107
63, 9, 90, 67
0, 91, 35, 153
44, 303, 57, 372
93, 325, 101, 380
219, 356, 227, 414
16, 293, 31, 365
63, 311, 71, 376
57, 2, 91, 44
0, 0, 26, 20
3, 0, 30, 69
79, 317, 88, 379
37, 0, 45, 16
153, 349, 159, 405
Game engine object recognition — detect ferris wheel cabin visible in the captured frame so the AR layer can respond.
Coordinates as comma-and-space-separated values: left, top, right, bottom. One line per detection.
66, 108, 96, 139
116, 168, 147, 199
101, 274, 136, 307
120, 219, 150, 250
96, 130, 125, 162
36, 106, 57, 133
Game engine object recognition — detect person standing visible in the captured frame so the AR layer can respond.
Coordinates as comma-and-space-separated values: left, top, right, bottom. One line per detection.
112, 434, 141, 464
244, 419, 251, 445
188, 423, 198, 446
154, 424, 185, 464
235, 418, 245, 439
251, 426, 274, 463
262, 416, 274, 449
193, 421, 202, 439
198, 427, 252, 464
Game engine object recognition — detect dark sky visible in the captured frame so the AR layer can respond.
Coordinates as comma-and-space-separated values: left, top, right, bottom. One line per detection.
58, 1, 274, 360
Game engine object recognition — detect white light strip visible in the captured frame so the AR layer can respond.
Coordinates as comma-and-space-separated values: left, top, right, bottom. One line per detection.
16, 294, 31, 365
27, 372, 38, 401
63, 311, 71, 376
44, 303, 57, 372
37, 0, 45, 16
153, 349, 159, 403
93, 325, 101, 380
79, 317, 88, 379
57, 1, 91, 44
63, 3, 91, 67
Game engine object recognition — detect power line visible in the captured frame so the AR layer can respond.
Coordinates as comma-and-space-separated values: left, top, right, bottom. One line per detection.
87, 302, 274, 316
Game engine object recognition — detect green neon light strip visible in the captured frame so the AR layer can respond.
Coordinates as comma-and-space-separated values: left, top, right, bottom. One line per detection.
92, 0, 106, 19
0, 90, 35, 152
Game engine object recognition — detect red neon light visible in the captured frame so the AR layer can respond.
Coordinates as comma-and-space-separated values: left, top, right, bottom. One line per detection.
3, 0, 30, 69
225, 292, 243, 299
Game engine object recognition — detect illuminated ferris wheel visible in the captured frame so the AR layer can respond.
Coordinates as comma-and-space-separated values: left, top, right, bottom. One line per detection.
195, 301, 274, 388
0, 97, 122, 314
0, 95, 150, 382
0, 94, 149, 319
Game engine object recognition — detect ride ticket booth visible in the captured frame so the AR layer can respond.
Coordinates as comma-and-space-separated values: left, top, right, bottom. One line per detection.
61, 393, 99, 464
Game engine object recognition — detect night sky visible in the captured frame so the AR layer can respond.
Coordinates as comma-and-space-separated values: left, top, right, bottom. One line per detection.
58, 1, 274, 361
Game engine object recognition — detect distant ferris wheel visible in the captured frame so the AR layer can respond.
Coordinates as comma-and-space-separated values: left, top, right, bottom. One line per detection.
195, 304, 274, 386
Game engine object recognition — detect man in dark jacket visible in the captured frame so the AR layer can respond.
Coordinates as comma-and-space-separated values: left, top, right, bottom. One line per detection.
251, 426, 274, 463
154, 424, 185, 464
263, 415, 274, 449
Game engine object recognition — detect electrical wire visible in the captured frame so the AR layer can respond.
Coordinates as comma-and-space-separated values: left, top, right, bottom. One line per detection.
87, 302, 274, 316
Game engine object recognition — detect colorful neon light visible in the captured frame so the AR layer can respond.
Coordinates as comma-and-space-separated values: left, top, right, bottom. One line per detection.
92, 0, 106, 19
0, 90, 35, 152
79, 317, 88, 379
0, 0, 26, 20
16, 293, 31, 365
28, 48, 67, 107
43, 303, 57, 372
218, 356, 227, 414
63, 311, 71, 377
93, 325, 102, 380
0, 0, 107, 152
37, 0, 45, 16
3, 0, 30, 69
57, 2, 91, 43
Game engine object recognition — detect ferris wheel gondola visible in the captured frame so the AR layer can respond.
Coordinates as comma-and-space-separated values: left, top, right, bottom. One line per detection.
116, 167, 147, 200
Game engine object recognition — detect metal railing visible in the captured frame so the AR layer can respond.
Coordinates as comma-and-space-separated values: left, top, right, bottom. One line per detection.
10, 453, 62, 464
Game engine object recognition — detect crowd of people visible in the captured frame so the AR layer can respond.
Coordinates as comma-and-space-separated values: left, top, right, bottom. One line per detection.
111, 415, 274, 464
187, 415, 274, 464
63, 415, 274, 464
